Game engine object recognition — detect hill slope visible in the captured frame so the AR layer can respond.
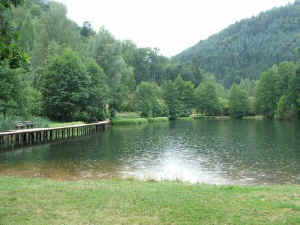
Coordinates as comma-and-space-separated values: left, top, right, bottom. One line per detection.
176, 2, 300, 87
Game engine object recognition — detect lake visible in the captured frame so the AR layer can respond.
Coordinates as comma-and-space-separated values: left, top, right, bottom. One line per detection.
0, 120, 300, 185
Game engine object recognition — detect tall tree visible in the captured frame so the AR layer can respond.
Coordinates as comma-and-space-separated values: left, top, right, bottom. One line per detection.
136, 82, 167, 118
80, 21, 95, 38
162, 80, 180, 120
229, 84, 249, 119
256, 66, 280, 119
42, 49, 90, 121
194, 82, 220, 116
174, 75, 195, 117
0, 0, 29, 117
32, 2, 81, 68
0, 62, 27, 117
0, 0, 27, 68
277, 61, 296, 97
287, 65, 300, 118
85, 59, 110, 121
88, 28, 135, 114
18, 14, 35, 52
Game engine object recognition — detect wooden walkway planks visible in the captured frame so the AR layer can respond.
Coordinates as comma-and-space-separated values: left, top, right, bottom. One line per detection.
0, 121, 110, 136
0, 120, 110, 150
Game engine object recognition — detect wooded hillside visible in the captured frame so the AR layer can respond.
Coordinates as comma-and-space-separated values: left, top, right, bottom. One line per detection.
176, 2, 300, 87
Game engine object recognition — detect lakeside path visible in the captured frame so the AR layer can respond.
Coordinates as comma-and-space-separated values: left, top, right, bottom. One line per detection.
0, 121, 110, 148
0, 121, 110, 136
0, 177, 300, 225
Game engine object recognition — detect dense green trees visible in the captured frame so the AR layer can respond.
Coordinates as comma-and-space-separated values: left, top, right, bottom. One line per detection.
286, 66, 300, 118
42, 49, 90, 121
0, 0, 26, 67
0, 62, 27, 117
256, 62, 299, 119
136, 82, 168, 118
174, 76, 195, 117
176, 2, 300, 87
42, 49, 110, 122
1, 0, 299, 124
256, 67, 280, 119
194, 82, 220, 116
32, 2, 81, 69
0, 0, 29, 118
85, 59, 109, 121
229, 85, 249, 119
162, 80, 180, 120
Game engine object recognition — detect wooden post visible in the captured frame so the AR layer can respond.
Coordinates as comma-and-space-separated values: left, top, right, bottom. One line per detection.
15, 134, 19, 146
30, 133, 33, 144
33, 132, 36, 144
39, 131, 42, 143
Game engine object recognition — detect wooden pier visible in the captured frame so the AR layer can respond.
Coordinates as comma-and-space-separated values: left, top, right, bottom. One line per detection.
0, 121, 110, 150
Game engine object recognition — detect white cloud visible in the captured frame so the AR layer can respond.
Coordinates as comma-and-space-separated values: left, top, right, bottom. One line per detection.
56, 0, 294, 56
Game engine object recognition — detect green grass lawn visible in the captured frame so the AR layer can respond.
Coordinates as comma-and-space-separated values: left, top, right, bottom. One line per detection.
115, 112, 141, 118
49, 121, 85, 128
1, 177, 300, 225
112, 112, 169, 126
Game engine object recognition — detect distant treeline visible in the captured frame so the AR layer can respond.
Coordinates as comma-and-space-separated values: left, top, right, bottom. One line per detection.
0, 0, 299, 123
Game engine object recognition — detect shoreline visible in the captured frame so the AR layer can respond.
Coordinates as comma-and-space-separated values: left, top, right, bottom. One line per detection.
111, 115, 267, 125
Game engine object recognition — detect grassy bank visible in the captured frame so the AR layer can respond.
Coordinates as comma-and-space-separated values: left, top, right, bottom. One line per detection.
193, 115, 265, 120
112, 112, 169, 125
193, 115, 231, 120
0, 177, 300, 225
147, 117, 169, 123
112, 117, 148, 125
49, 121, 85, 128
112, 117, 170, 125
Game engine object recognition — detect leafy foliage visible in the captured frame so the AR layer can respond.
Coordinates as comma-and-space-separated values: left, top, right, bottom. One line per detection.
256, 62, 298, 119
136, 82, 168, 118
229, 84, 249, 119
0, 61, 27, 116
0, 0, 27, 68
42, 49, 90, 121
194, 82, 221, 116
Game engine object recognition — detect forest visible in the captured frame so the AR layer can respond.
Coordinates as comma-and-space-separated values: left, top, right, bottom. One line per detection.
0, 0, 299, 131
176, 1, 300, 88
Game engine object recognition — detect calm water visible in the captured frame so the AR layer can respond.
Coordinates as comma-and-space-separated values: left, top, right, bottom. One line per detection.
0, 120, 300, 185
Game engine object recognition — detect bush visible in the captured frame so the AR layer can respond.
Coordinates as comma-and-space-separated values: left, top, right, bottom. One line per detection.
152, 100, 169, 117
148, 117, 169, 123
0, 115, 50, 132
112, 118, 148, 126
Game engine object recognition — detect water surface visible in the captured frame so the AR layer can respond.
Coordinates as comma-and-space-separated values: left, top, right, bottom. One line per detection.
0, 120, 300, 185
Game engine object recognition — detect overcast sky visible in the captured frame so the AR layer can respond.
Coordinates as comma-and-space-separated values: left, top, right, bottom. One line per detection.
57, 0, 294, 57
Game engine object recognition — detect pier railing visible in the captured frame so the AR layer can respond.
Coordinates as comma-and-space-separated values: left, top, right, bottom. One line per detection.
0, 120, 110, 150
